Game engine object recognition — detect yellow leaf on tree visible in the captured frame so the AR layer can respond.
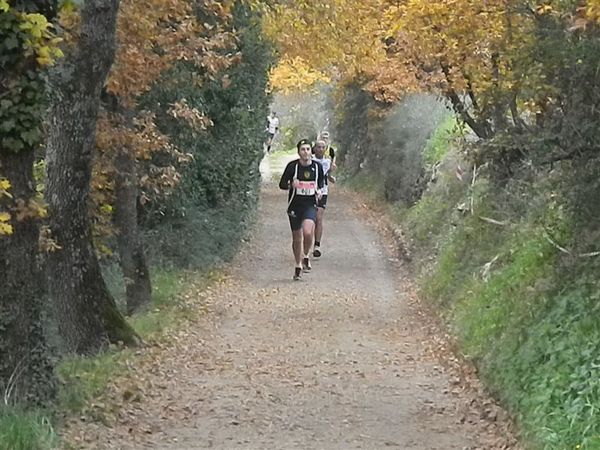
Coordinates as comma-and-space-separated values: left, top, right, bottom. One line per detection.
269, 57, 330, 93
0, 179, 10, 191
0, 223, 13, 235
0, 212, 12, 235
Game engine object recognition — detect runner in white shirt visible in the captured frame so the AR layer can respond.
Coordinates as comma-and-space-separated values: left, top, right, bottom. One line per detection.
265, 111, 279, 154
312, 140, 336, 258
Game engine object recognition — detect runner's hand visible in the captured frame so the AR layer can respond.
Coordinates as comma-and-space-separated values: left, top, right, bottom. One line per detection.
316, 190, 323, 200
292, 178, 300, 189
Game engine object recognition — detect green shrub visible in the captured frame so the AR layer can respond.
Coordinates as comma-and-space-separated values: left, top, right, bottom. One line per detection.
143, 201, 255, 269
400, 168, 463, 250
422, 116, 457, 166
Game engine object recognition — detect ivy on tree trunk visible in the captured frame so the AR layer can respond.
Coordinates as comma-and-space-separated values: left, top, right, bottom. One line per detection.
0, 0, 57, 406
0, 151, 56, 405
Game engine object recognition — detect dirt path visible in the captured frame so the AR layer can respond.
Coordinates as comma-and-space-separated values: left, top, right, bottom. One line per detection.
63, 161, 518, 449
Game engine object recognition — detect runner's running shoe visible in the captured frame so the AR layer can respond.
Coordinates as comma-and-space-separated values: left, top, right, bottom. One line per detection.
293, 267, 302, 281
302, 257, 312, 272
313, 246, 322, 258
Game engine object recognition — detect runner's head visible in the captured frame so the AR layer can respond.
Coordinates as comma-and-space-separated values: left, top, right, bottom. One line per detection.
320, 131, 330, 144
296, 139, 312, 163
313, 140, 326, 158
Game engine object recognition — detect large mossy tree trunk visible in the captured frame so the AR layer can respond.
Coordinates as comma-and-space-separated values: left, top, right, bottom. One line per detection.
0, 0, 57, 406
46, 0, 139, 354
114, 147, 152, 315
0, 152, 56, 405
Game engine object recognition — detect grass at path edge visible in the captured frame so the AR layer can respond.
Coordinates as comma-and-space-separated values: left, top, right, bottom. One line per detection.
0, 268, 221, 450
57, 268, 222, 413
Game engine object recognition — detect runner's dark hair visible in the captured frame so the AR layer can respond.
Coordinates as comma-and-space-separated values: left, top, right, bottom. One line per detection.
296, 139, 310, 150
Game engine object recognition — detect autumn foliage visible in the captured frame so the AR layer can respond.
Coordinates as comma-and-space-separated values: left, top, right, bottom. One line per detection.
265, 1, 600, 143
88, 0, 237, 245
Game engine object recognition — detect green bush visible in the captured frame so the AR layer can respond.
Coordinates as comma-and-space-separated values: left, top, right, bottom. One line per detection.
143, 201, 255, 269
422, 116, 458, 166
137, 1, 273, 268
400, 168, 464, 251
451, 227, 557, 359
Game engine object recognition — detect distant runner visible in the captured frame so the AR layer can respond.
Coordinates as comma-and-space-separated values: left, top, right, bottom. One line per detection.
320, 131, 336, 166
265, 111, 279, 154
279, 139, 325, 280
312, 140, 336, 258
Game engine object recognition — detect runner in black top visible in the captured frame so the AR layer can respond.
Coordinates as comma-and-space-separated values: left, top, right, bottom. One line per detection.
279, 139, 325, 280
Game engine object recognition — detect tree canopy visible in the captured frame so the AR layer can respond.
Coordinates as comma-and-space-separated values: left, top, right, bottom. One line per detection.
264, 0, 600, 159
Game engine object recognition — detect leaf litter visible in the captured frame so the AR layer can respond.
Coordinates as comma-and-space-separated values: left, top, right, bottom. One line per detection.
60, 186, 521, 449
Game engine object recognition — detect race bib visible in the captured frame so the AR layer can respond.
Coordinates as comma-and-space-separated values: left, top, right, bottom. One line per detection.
297, 180, 316, 196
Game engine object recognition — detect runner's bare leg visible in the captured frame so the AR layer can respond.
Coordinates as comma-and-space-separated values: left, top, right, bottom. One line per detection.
315, 208, 325, 244
292, 229, 303, 266
302, 219, 315, 257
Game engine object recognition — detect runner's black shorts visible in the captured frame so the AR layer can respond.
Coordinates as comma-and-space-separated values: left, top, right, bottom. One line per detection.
317, 195, 328, 209
287, 204, 317, 231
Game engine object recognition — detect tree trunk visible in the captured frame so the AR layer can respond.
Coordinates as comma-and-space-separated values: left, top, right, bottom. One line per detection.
0, 150, 56, 406
0, 0, 57, 407
114, 147, 152, 315
46, 0, 140, 354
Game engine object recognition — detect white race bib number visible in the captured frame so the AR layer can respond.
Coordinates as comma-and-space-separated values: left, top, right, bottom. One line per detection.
297, 181, 316, 196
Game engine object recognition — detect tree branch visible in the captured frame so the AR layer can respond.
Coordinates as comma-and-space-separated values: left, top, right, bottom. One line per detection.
440, 60, 493, 139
